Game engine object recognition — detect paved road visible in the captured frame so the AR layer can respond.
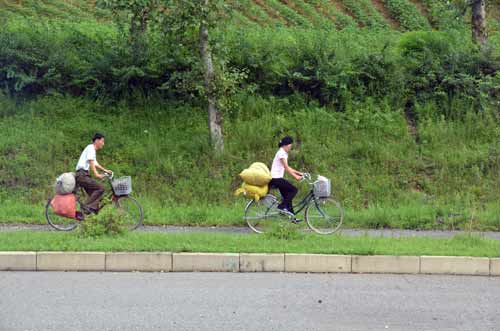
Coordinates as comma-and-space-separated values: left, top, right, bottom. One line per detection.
1, 224, 500, 239
1, 272, 499, 331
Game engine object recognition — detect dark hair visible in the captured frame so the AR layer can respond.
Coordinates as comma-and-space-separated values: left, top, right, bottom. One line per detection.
92, 133, 105, 142
278, 136, 293, 148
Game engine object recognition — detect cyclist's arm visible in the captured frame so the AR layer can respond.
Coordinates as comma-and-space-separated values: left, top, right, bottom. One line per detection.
280, 158, 303, 181
89, 160, 104, 179
94, 162, 111, 174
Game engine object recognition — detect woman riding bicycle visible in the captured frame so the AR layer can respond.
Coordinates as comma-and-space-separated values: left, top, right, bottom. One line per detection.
269, 136, 303, 217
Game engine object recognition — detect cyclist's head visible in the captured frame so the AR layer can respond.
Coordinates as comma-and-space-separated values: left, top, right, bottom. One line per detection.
92, 133, 105, 150
278, 136, 293, 152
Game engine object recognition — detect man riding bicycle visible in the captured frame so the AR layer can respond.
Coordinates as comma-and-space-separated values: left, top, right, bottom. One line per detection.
75, 133, 112, 216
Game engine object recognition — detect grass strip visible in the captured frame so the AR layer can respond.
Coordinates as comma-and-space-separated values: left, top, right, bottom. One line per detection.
3, 200, 499, 232
0, 231, 498, 257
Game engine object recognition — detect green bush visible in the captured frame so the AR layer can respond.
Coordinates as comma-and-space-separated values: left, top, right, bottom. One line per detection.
78, 207, 127, 238
1, 17, 497, 112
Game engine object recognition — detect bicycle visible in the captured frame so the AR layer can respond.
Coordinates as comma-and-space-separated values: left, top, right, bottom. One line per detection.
45, 172, 143, 231
244, 173, 344, 235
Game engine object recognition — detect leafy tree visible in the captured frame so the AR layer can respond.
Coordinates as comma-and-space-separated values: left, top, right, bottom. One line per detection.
97, 0, 227, 153
161, 0, 230, 153
96, 0, 159, 60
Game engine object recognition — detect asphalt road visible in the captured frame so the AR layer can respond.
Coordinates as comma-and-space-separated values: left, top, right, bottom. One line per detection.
1, 272, 499, 331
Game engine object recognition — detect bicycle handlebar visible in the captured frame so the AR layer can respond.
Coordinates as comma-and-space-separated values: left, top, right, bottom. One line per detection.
300, 172, 312, 183
103, 171, 114, 180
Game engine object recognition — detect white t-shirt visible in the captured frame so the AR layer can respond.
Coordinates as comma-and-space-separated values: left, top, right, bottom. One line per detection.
76, 144, 97, 171
271, 148, 288, 178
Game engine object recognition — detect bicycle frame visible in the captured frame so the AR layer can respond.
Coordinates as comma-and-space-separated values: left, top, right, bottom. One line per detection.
290, 190, 315, 215
74, 175, 118, 211
268, 187, 322, 216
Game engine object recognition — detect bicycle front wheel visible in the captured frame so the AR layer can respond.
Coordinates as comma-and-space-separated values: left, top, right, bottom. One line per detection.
45, 198, 79, 231
113, 196, 143, 230
305, 197, 344, 235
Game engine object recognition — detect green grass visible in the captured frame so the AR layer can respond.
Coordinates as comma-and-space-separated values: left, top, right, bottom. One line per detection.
3, 198, 500, 232
0, 94, 499, 231
0, 231, 498, 257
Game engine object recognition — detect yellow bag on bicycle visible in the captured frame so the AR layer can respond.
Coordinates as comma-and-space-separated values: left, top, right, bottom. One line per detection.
234, 183, 268, 201
239, 162, 271, 186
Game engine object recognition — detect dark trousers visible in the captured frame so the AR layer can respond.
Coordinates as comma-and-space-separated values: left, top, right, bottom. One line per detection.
75, 170, 104, 211
269, 178, 298, 214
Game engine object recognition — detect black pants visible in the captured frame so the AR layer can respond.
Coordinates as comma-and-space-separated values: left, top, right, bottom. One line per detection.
269, 178, 298, 214
75, 170, 105, 211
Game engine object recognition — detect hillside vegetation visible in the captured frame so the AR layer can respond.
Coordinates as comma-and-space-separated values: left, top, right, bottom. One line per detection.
0, 0, 499, 230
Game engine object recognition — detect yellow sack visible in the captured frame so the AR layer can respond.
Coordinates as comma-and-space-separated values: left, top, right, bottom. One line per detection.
239, 162, 271, 186
234, 183, 268, 201
250, 162, 271, 176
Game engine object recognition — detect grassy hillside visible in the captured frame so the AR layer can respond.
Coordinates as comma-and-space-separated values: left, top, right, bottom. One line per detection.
0, 0, 498, 230
1, 0, 499, 32
0, 94, 499, 230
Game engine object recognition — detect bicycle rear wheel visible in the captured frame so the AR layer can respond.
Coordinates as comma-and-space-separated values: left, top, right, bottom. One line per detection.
45, 198, 79, 231
244, 195, 293, 234
113, 195, 143, 230
305, 197, 344, 235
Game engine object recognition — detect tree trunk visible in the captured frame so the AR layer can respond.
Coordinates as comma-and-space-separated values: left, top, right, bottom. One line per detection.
471, 0, 487, 47
199, 6, 224, 153
140, 9, 148, 34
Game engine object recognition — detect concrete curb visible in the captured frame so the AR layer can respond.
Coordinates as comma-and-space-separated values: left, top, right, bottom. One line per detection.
352, 255, 420, 274
37, 252, 105, 271
420, 256, 490, 276
106, 252, 172, 272
240, 253, 284, 272
0, 252, 36, 271
0, 252, 498, 276
173, 253, 239, 272
285, 254, 351, 273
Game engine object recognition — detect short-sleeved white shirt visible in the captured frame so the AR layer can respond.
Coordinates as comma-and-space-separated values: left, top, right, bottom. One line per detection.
271, 148, 288, 178
76, 144, 96, 171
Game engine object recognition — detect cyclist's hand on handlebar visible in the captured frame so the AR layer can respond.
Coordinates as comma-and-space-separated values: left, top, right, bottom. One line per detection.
104, 171, 114, 178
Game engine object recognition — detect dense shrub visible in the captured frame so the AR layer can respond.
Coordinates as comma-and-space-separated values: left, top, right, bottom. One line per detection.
0, 17, 498, 116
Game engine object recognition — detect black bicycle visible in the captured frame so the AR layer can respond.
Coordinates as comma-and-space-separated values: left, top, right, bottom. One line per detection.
45, 172, 143, 231
244, 173, 344, 235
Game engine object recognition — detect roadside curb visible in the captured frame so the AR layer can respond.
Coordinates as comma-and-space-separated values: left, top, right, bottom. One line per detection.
0, 252, 498, 276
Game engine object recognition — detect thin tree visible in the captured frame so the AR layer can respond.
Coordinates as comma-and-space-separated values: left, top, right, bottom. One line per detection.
471, 0, 487, 46
199, 0, 223, 153
162, 0, 226, 153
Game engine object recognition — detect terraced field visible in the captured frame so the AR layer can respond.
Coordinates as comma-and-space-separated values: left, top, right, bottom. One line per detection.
2, 0, 499, 31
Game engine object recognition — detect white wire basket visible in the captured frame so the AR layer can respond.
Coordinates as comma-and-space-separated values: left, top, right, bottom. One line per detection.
112, 176, 132, 196
313, 176, 331, 198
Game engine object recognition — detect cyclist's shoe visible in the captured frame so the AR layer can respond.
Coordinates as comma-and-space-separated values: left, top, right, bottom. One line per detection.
81, 205, 98, 215
277, 207, 293, 216
75, 211, 84, 221
292, 218, 303, 224
88, 208, 98, 215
